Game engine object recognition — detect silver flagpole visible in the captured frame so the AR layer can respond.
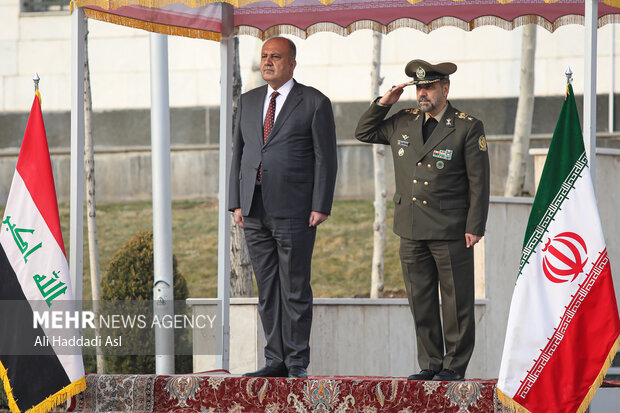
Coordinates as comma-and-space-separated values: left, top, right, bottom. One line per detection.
584, 0, 598, 184
216, 3, 233, 371
150, 32, 175, 375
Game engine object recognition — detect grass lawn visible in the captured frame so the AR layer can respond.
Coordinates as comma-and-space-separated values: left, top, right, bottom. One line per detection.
53, 200, 406, 300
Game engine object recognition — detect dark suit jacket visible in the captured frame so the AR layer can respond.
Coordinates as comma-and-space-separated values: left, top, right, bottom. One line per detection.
228, 81, 338, 219
355, 101, 490, 240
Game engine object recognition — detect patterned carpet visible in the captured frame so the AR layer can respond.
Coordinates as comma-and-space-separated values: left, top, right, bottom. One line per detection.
69, 373, 502, 412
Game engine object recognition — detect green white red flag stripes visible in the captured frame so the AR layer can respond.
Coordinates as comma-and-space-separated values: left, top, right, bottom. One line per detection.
0, 95, 85, 413
497, 84, 620, 413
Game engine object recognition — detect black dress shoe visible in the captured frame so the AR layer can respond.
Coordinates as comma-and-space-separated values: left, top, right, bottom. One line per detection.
433, 369, 464, 381
243, 365, 288, 377
407, 369, 437, 380
287, 366, 308, 378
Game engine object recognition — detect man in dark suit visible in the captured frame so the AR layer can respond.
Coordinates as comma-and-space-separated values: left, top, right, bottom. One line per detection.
228, 37, 338, 379
355, 60, 490, 381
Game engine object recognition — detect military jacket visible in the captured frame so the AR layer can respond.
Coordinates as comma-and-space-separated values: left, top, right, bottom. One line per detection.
355, 101, 490, 240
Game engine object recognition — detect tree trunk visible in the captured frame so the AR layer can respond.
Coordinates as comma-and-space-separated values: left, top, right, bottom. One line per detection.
230, 36, 254, 297
370, 32, 386, 299
505, 24, 537, 197
83, 16, 105, 374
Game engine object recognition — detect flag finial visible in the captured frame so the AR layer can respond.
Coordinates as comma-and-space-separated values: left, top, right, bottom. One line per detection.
33, 73, 41, 104
565, 67, 573, 84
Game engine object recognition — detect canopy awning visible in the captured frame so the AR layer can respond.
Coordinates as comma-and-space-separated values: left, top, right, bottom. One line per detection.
71, 0, 620, 41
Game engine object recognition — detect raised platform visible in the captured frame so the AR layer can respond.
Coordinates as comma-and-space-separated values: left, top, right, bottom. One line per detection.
68, 372, 501, 412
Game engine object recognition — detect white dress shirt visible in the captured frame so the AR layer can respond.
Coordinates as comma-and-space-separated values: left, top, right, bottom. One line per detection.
263, 78, 295, 124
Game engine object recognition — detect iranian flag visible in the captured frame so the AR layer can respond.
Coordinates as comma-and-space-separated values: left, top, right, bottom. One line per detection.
0, 94, 85, 412
497, 84, 620, 412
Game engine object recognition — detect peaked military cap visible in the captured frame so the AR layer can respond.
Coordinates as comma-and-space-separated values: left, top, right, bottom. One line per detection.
405, 59, 457, 85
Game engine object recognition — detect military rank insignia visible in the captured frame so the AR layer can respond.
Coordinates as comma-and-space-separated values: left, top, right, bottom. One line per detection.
405, 108, 420, 115
478, 135, 488, 151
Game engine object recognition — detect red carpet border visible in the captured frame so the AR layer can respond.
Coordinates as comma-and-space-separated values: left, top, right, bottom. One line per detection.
68, 373, 502, 412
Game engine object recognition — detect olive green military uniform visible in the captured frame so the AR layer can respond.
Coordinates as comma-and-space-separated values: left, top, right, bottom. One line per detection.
355, 100, 490, 376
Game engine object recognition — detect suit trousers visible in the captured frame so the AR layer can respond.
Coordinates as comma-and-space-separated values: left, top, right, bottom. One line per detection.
243, 186, 316, 369
399, 238, 475, 376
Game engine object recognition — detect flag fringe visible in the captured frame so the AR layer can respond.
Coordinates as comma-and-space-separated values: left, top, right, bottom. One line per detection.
576, 333, 620, 413
496, 388, 531, 413
497, 334, 620, 413
1, 360, 86, 413
0, 361, 20, 413
24, 376, 86, 413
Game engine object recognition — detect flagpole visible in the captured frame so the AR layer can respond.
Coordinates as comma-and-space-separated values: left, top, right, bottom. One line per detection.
33, 73, 39, 93
584, 0, 597, 183
70, 7, 85, 307
150, 32, 175, 375
216, 3, 233, 372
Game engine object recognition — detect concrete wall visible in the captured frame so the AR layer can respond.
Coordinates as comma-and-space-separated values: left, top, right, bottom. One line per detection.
189, 297, 490, 378
0, 137, 534, 205
0, 136, 618, 206
3, 95, 620, 149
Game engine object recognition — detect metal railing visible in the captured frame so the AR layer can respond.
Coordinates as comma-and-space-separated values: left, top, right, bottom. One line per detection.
21, 0, 70, 12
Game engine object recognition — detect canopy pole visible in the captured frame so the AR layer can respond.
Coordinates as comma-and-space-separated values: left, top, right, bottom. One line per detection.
216, 3, 233, 371
150, 32, 175, 375
70, 7, 85, 307
584, 0, 598, 182
610, 24, 615, 133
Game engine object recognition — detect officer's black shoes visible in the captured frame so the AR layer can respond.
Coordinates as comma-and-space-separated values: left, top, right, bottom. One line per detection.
432, 369, 464, 381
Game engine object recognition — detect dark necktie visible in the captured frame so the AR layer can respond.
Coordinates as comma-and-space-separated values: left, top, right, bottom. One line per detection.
423, 117, 438, 143
259, 91, 279, 182
263, 91, 279, 143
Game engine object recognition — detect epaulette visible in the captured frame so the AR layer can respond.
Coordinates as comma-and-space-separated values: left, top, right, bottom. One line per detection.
404, 108, 420, 115
456, 111, 476, 122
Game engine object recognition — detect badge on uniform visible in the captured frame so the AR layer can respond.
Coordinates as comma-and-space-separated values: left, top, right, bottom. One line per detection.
433, 149, 453, 160
398, 148, 405, 157
478, 135, 488, 151
398, 140, 410, 147
436, 160, 445, 169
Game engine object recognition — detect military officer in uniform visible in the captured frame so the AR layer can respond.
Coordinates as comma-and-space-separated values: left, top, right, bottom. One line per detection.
355, 60, 490, 381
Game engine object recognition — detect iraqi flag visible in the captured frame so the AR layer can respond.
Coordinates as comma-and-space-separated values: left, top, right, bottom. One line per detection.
0, 94, 85, 412
497, 84, 620, 412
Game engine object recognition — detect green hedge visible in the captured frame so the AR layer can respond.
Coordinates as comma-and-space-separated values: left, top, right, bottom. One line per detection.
100, 230, 191, 374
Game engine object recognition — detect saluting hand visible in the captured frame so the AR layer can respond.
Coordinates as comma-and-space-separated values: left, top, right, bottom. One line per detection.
378, 83, 409, 106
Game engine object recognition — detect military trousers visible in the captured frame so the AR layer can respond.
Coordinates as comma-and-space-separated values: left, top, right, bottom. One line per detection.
399, 237, 475, 376
243, 186, 316, 370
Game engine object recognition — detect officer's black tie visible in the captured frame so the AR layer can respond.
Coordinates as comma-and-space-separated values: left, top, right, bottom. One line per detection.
423, 117, 438, 143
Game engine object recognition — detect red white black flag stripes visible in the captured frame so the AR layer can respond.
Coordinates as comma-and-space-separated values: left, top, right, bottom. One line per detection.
497, 84, 620, 413
0, 95, 85, 412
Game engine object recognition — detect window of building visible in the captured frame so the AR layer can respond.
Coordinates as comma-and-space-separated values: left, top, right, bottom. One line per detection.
21, 0, 70, 13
